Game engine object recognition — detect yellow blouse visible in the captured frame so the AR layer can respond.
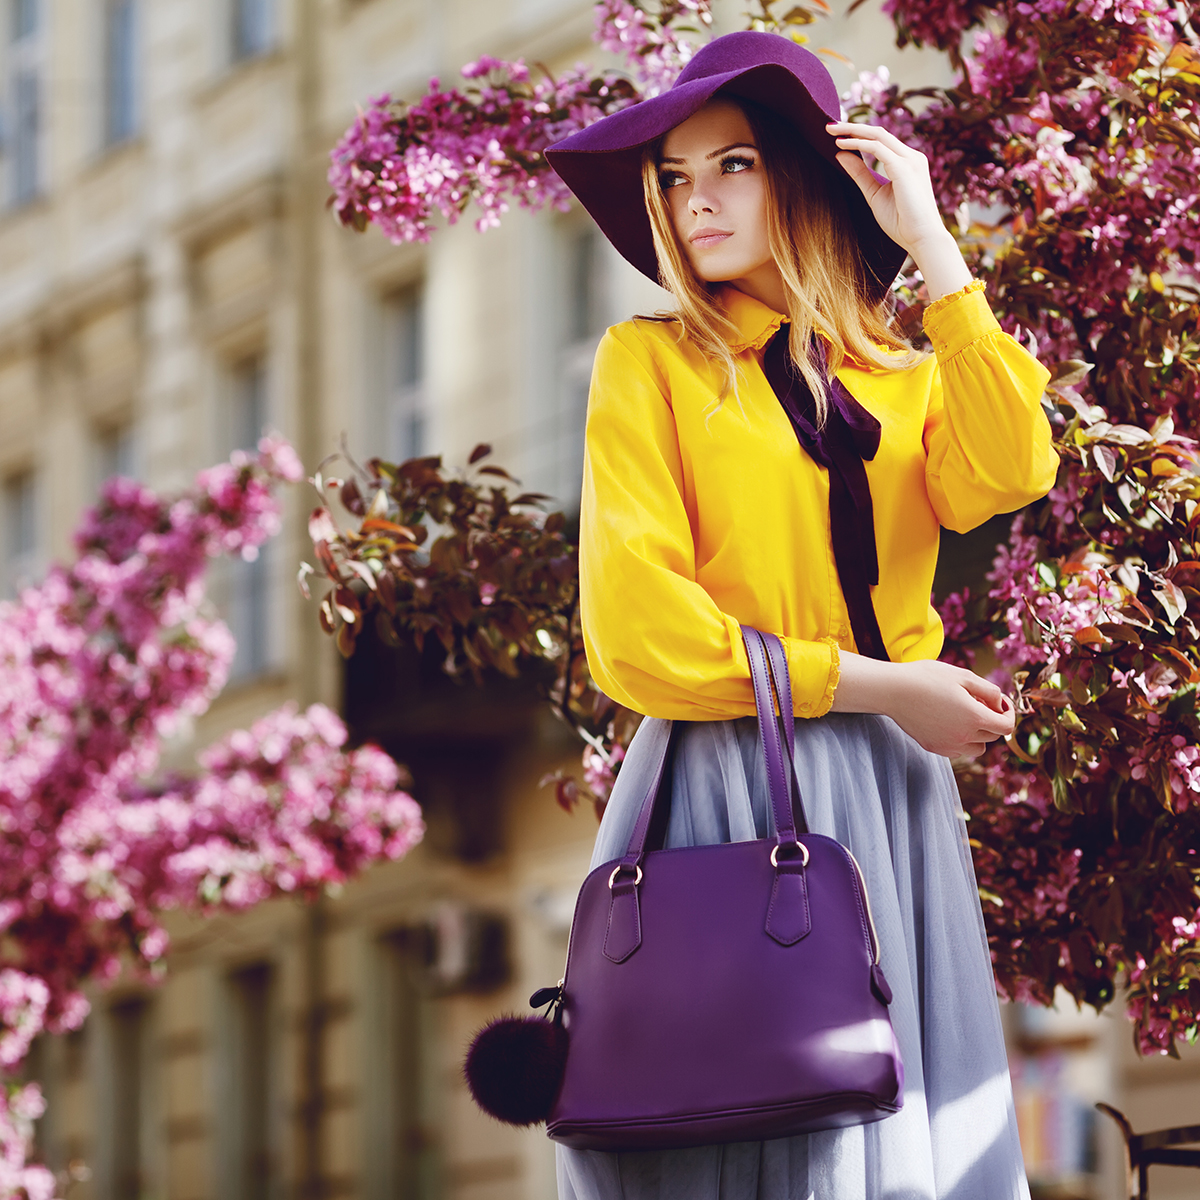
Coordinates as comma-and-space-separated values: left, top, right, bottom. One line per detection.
578, 280, 1059, 720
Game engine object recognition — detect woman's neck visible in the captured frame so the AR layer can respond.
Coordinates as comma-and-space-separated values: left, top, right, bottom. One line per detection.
726, 261, 788, 315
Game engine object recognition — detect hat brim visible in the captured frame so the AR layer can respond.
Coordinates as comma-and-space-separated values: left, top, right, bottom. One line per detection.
545, 62, 909, 302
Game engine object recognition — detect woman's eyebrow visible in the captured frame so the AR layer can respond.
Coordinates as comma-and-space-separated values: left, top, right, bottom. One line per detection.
658, 141, 758, 165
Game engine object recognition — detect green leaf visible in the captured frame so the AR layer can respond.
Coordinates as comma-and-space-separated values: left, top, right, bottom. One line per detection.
1151, 412, 1176, 442
1153, 579, 1187, 625
1048, 359, 1094, 388
1106, 424, 1154, 446
1060, 707, 1087, 733
1093, 443, 1119, 481
1051, 771, 1075, 812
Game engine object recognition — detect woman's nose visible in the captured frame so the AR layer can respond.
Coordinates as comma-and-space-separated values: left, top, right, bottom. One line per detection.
688, 184, 718, 216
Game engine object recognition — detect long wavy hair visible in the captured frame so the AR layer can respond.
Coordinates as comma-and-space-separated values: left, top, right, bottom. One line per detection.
640, 97, 922, 418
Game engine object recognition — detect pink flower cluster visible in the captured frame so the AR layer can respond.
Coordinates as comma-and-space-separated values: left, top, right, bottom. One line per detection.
594, 0, 711, 94
885, 0, 1173, 52
582, 741, 626, 804
327, 1, 719, 244
0, 1083, 52, 1200
328, 63, 637, 243
0, 975, 48, 1072
881, 0, 981, 50
851, 2, 1200, 341
0, 437, 422, 1195
939, 408, 1200, 1048
57, 702, 422, 924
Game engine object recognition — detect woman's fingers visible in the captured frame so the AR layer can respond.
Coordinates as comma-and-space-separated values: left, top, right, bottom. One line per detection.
827, 121, 921, 159
960, 671, 1010, 712
876, 659, 1018, 760
943, 678, 1015, 751
834, 150, 885, 196
972, 701, 1015, 739
831, 135, 906, 166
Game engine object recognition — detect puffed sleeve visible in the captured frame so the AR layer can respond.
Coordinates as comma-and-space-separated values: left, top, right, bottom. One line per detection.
579, 325, 839, 720
922, 281, 1060, 533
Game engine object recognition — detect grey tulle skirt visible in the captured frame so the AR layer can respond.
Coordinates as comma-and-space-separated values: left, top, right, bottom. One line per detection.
556, 713, 1031, 1200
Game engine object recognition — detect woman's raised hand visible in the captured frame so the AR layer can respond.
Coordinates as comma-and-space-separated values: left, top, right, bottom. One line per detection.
825, 121, 973, 302
832, 654, 1015, 760
825, 121, 945, 255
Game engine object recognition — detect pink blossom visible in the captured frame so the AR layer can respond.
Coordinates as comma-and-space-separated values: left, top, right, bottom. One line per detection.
593, 0, 711, 95
0, 438, 423, 1195
0, 1083, 53, 1200
582, 742, 625, 805
326, 3, 718, 245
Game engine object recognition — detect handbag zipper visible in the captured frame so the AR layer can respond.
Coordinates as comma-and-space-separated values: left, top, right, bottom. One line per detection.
562, 848, 884, 981
843, 848, 882, 966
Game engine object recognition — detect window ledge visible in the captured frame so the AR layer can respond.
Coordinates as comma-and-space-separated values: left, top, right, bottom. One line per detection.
223, 666, 290, 691
0, 192, 50, 228
82, 134, 147, 180
192, 46, 286, 107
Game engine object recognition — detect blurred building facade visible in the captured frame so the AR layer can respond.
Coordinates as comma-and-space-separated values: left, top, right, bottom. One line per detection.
1, 2, 1197, 1199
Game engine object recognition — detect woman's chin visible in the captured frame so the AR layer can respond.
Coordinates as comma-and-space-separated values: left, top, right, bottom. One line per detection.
688, 257, 749, 285
686, 251, 772, 288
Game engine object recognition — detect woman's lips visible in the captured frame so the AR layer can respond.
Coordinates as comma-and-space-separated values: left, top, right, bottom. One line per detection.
689, 230, 732, 249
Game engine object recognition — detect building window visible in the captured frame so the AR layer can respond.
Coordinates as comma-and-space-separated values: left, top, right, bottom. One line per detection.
226, 357, 270, 681
231, 0, 273, 63
365, 931, 439, 1200
11, 0, 35, 38
567, 223, 609, 348
229, 354, 267, 452
223, 963, 275, 1200
103, 0, 137, 146
96, 421, 137, 490
107, 997, 148, 1200
555, 221, 610, 505
3, 468, 38, 596
7, 0, 42, 205
380, 286, 425, 463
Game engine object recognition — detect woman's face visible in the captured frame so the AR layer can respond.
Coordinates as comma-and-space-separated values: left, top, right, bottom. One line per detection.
658, 98, 783, 307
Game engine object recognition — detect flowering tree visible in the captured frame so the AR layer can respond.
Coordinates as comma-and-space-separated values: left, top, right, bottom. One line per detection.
322, 0, 1200, 1053
303, 449, 640, 817
0, 440, 423, 1198
852, 0, 1200, 1056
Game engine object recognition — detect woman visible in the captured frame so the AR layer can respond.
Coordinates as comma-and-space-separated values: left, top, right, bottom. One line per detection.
545, 30, 1057, 1200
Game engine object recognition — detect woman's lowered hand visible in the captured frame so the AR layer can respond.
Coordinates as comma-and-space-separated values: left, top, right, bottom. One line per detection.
832, 654, 1014, 760
825, 121, 972, 302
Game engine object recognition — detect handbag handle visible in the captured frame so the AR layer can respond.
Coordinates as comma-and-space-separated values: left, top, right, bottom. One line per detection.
755, 628, 812, 841
611, 627, 810, 882
601, 628, 815, 961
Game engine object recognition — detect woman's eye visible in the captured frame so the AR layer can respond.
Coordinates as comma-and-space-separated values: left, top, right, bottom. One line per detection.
658, 170, 686, 190
721, 154, 755, 174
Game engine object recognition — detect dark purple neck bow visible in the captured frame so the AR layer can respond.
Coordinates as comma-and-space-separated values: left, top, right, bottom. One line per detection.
761, 326, 890, 662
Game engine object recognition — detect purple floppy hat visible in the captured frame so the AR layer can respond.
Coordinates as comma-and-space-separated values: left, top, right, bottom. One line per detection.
545, 30, 908, 301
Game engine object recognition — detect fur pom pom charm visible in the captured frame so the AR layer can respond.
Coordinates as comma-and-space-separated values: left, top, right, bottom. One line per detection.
463, 985, 568, 1126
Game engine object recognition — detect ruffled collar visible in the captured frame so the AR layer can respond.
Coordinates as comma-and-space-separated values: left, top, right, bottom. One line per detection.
715, 284, 787, 354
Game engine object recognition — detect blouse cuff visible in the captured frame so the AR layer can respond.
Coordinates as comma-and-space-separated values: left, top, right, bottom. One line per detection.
785, 635, 840, 720
922, 280, 1001, 363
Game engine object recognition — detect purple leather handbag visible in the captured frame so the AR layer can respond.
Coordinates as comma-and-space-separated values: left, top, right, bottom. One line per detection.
545, 627, 903, 1151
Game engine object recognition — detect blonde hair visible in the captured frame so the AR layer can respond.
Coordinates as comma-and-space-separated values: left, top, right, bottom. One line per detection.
640, 97, 922, 420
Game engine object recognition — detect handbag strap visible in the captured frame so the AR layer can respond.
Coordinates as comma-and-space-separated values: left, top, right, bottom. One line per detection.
613, 627, 809, 880
742, 627, 799, 847
757, 629, 811, 839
